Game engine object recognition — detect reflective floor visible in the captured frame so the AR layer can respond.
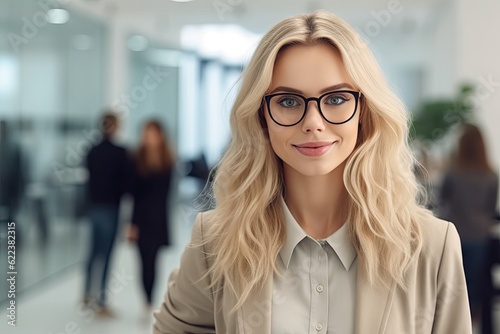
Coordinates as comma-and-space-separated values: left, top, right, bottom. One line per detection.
1, 243, 168, 334
0, 198, 197, 334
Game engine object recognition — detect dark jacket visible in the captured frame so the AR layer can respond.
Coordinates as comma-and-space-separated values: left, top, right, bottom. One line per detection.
0, 139, 25, 217
86, 139, 129, 207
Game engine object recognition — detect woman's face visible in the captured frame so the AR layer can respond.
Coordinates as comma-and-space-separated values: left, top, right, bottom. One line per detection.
143, 125, 162, 147
264, 43, 361, 178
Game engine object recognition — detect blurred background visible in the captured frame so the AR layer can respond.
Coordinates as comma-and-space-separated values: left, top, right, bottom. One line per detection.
0, 0, 499, 333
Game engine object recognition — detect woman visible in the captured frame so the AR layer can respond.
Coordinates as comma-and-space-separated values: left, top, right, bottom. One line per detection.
439, 123, 498, 325
128, 120, 175, 309
153, 12, 471, 333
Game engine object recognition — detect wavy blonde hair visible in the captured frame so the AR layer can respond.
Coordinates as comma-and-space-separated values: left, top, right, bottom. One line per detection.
203, 11, 431, 310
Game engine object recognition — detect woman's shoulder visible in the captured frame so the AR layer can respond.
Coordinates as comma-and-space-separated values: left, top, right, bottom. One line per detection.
416, 212, 461, 261
188, 210, 219, 269
418, 213, 450, 238
195, 209, 216, 225
190, 210, 218, 243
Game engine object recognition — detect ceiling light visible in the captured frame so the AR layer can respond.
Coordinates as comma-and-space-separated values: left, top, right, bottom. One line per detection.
46, 9, 70, 24
170, 0, 195, 2
181, 25, 261, 65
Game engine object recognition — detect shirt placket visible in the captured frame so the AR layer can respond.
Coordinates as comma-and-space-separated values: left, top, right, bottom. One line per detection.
309, 240, 329, 334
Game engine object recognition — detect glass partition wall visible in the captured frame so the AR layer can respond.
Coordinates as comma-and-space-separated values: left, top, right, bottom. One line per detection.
0, 0, 107, 302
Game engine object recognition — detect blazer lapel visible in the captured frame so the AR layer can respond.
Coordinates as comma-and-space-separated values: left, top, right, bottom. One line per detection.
237, 276, 273, 334
354, 265, 396, 334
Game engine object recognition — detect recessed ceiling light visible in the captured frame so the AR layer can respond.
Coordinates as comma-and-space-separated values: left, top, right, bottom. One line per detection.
170, 0, 195, 2
46, 9, 70, 24
181, 25, 261, 65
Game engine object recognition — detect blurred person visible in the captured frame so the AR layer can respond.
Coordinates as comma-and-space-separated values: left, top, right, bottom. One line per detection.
153, 12, 471, 334
0, 120, 26, 249
438, 123, 499, 326
0, 120, 26, 222
126, 120, 175, 311
83, 112, 129, 315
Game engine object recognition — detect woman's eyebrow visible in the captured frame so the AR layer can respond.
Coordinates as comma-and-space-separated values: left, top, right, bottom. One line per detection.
319, 83, 355, 93
268, 83, 355, 95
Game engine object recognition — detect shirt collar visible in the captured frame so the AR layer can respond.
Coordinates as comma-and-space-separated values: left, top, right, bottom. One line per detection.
279, 198, 357, 271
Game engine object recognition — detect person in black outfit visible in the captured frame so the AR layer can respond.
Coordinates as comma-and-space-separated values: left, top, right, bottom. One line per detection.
127, 120, 174, 309
83, 113, 129, 315
0, 120, 25, 222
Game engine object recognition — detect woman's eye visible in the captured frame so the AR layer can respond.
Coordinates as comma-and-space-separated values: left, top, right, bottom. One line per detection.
278, 97, 300, 108
325, 95, 348, 105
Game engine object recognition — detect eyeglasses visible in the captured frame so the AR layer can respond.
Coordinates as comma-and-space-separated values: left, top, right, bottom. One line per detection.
264, 90, 361, 127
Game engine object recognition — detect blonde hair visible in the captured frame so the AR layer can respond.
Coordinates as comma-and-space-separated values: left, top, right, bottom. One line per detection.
203, 11, 430, 310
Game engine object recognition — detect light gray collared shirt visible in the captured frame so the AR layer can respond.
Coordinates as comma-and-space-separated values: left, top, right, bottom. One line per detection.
271, 200, 358, 334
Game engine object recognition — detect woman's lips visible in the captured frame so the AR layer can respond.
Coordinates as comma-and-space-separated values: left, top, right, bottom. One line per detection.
293, 142, 334, 157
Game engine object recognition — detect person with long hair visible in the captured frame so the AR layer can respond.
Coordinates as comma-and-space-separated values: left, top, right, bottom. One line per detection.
153, 12, 471, 333
439, 123, 498, 327
127, 120, 175, 310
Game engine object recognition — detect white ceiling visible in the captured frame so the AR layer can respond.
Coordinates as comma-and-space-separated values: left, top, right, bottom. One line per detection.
102, 0, 446, 45
1, 0, 451, 50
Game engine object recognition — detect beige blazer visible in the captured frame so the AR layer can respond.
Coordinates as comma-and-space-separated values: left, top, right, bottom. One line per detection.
153, 211, 472, 334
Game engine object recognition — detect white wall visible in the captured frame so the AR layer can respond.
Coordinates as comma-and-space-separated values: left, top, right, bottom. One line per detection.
423, 6, 457, 99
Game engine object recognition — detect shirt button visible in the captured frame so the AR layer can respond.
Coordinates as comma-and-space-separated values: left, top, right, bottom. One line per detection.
316, 284, 324, 293
315, 322, 324, 331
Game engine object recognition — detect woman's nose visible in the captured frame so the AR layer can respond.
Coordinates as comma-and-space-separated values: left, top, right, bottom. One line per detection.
301, 101, 326, 133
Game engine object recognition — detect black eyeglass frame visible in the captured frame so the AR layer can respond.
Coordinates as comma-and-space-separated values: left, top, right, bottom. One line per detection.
263, 90, 361, 127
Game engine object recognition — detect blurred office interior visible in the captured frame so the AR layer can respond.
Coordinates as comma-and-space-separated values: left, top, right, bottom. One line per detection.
0, 0, 499, 333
